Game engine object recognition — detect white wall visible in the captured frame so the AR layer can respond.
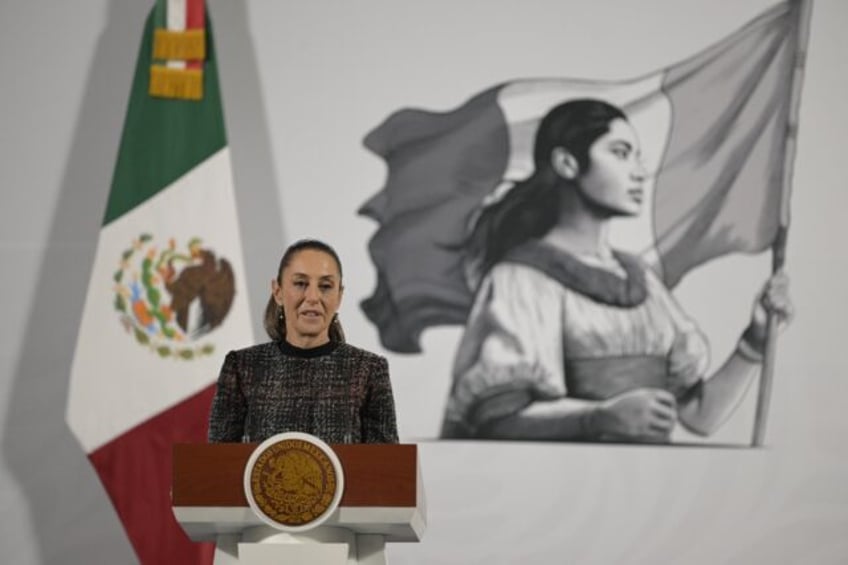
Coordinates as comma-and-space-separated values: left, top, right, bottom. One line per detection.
1, 1, 847, 564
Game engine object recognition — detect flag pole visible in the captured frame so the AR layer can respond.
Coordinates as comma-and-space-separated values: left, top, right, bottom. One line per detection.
751, 0, 813, 447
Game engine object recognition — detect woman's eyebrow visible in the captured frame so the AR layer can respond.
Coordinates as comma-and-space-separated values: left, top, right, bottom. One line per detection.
289, 273, 337, 282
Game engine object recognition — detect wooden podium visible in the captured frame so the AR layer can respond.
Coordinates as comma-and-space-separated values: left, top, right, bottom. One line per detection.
172, 441, 426, 565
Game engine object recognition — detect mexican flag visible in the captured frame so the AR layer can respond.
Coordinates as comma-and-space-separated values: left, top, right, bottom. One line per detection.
359, 0, 807, 353
66, 1, 253, 563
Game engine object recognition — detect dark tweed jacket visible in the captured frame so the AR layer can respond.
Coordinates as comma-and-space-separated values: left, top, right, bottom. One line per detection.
208, 340, 399, 444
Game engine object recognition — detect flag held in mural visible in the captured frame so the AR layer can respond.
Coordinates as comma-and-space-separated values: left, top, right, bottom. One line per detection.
66, 1, 253, 563
360, 0, 805, 354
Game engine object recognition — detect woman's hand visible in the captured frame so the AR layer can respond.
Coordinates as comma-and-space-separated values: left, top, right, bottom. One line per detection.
591, 388, 677, 442
743, 271, 794, 356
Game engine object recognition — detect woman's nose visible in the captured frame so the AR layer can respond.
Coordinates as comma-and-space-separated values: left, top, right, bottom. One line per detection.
632, 160, 648, 181
305, 285, 320, 301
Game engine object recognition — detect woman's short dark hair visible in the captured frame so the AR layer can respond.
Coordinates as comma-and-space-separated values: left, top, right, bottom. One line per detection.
468, 99, 627, 274
263, 239, 346, 342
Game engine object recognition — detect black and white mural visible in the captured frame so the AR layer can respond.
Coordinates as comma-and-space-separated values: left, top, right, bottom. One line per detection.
360, 2, 800, 445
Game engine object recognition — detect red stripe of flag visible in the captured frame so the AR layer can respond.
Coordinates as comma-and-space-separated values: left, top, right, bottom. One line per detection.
186, 0, 205, 71
186, 0, 204, 29
89, 385, 217, 564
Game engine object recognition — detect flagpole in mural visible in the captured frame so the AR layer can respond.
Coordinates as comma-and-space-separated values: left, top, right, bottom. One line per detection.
752, 0, 813, 447
67, 1, 253, 563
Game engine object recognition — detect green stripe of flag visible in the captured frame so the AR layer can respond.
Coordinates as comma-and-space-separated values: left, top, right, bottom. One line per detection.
104, 9, 225, 225
153, 0, 166, 31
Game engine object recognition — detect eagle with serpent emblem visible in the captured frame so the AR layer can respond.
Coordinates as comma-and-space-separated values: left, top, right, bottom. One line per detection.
112, 234, 235, 359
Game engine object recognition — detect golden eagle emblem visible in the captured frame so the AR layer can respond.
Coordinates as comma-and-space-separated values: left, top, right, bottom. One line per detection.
247, 437, 340, 529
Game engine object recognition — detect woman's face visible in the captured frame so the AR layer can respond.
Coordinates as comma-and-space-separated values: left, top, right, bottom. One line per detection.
272, 248, 343, 347
577, 118, 648, 217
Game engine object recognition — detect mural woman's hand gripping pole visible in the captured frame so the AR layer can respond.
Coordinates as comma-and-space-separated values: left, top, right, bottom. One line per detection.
744, 271, 793, 360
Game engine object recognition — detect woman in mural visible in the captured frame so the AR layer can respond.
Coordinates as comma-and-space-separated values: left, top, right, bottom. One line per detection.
440, 99, 792, 443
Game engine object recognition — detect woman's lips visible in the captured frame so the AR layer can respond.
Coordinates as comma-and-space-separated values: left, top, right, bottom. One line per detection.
628, 188, 644, 202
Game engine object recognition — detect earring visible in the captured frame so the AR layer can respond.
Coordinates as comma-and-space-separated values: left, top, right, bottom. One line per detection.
277, 304, 284, 322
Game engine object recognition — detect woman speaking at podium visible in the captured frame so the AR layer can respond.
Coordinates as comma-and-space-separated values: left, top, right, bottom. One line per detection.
208, 239, 399, 444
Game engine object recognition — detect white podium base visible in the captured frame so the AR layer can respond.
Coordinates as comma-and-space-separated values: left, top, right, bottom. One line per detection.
213, 526, 387, 565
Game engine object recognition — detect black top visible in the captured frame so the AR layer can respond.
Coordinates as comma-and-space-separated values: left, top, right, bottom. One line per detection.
208, 341, 399, 444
